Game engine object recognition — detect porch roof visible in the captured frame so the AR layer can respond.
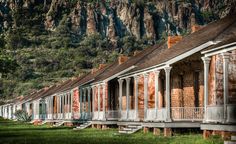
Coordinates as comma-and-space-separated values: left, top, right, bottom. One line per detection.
38, 79, 74, 99
29, 79, 72, 101
70, 62, 115, 88
92, 42, 165, 83
123, 13, 236, 74
201, 23, 236, 55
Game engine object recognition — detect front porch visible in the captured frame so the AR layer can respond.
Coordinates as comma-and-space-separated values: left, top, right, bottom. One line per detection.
117, 55, 205, 123
201, 47, 236, 126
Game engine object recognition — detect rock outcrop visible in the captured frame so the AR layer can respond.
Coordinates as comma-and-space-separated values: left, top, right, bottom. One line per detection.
0, 0, 235, 43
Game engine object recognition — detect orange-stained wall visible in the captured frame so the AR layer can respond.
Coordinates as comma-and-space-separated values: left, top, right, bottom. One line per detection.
209, 55, 216, 105
72, 88, 79, 119
105, 82, 109, 111
100, 86, 103, 111
148, 72, 155, 108
214, 50, 236, 105
138, 75, 144, 118
94, 86, 98, 111
53, 96, 57, 114
228, 50, 236, 104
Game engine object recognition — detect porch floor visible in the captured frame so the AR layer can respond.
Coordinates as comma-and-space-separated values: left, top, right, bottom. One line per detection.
117, 121, 201, 128
201, 123, 236, 132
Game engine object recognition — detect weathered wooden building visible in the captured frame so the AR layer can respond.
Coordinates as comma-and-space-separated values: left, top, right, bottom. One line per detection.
1, 14, 236, 138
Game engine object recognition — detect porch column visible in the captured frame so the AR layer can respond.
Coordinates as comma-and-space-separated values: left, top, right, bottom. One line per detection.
56, 96, 58, 117
51, 96, 53, 119
83, 88, 86, 113
67, 93, 70, 118
102, 83, 106, 120
87, 87, 91, 118
154, 70, 160, 119
164, 66, 172, 122
118, 79, 124, 112
222, 52, 230, 122
65, 94, 68, 119
59, 96, 62, 118
62, 95, 65, 119
37, 100, 39, 119
134, 75, 139, 120
201, 57, 211, 122
126, 78, 131, 119
92, 86, 95, 114
144, 73, 148, 120
70, 90, 74, 116
48, 97, 50, 119
79, 88, 83, 115
98, 85, 101, 115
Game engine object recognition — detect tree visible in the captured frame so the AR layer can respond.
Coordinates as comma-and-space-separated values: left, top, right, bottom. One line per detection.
0, 52, 18, 75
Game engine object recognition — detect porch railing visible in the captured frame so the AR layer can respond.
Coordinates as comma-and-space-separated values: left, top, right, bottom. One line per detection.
155, 108, 166, 121
92, 111, 98, 120
106, 110, 119, 120
146, 108, 156, 121
171, 107, 204, 121
206, 105, 223, 123
53, 113, 57, 119
227, 104, 236, 123
206, 104, 236, 123
128, 110, 136, 121
98, 112, 105, 120
47, 114, 52, 120
120, 110, 127, 120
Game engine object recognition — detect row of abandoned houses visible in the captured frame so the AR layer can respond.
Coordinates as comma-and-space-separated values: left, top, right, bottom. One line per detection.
0, 14, 236, 138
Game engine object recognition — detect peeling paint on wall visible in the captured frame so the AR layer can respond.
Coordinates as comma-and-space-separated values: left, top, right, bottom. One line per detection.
72, 88, 79, 119
215, 50, 236, 105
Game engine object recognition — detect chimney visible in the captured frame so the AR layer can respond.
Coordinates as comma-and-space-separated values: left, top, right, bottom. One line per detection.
91, 68, 98, 74
99, 64, 107, 70
71, 77, 77, 80
167, 36, 182, 49
191, 25, 203, 33
133, 50, 141, 56
118, 55, 128, 65
44, 87, 49, 90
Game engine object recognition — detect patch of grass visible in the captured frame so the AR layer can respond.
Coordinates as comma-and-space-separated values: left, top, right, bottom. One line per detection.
0, 118, 223, 144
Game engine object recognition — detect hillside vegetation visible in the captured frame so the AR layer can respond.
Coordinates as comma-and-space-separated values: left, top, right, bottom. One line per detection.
0, 0, 235, 100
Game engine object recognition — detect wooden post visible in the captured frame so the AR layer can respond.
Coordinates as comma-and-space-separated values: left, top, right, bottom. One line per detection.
203, 130, 212, 139
143, 127, 149, 133
153, 128, 161, 136
221, 131, 231, 140
164, 128, 172, 137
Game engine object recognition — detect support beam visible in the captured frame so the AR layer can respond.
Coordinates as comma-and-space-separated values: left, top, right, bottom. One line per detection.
201, 57, 211, 122
70, 92, 73, 114
222, 52, 230, 123
144, 73, 148, 120
164, 66, 172, 122
98, 85, 101, 114
65, 94, 68, 119
92, 86, 95, 114
134, 75, 139, 121
126, 78, 131, 120
83, 88, 86, 120
79, 89, 83, 117
102, 83, 106, 120
87, 87, 91, 119
51, 96, 53, 119
118, 79, 124, 112
83, 88, 86, 113
154, 70, 160, 119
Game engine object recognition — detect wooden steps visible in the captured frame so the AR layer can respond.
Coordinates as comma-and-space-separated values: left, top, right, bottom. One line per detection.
73, 121, 92, 131
119, 125, 142, 134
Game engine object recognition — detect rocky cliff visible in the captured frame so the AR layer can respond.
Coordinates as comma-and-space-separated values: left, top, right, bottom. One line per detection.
1, 0, 236, 44
0, 0, 236, 98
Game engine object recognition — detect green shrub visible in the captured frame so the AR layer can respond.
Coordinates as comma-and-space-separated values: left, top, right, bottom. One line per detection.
14, 110, 32, 122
